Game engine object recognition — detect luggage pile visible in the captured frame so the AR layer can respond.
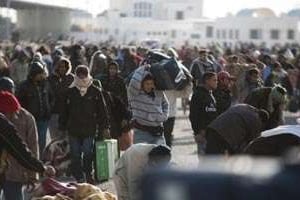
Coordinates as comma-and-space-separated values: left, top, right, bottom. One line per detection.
30, 178, 116, 200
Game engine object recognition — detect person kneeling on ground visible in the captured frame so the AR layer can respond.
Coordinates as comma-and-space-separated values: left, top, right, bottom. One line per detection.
113, 144, 171, 200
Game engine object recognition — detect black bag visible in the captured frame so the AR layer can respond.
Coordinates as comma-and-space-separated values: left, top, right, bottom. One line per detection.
150, 58, 189, 90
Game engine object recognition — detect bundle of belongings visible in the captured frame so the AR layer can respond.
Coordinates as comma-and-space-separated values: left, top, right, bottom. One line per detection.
142, 51, 193, 91
30, 178, 116, 200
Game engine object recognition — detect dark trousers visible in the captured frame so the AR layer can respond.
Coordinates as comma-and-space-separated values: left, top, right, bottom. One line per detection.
2, 180, 23, 200
69, 136, 94, 182
163, 117, 175, 147
205, 128, 233, 155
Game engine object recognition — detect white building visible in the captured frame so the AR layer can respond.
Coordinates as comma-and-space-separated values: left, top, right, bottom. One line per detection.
109, 0, 204, 20
213, 8, 300, 48
71, 1, 300, 48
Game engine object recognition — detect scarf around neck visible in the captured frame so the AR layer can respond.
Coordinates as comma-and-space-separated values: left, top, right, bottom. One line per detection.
69, 75, 93, 96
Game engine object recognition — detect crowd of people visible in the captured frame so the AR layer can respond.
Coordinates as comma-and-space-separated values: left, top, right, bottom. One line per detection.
0, 41, 300, 199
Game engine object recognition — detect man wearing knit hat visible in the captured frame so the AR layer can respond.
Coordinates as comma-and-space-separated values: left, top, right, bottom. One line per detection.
0, 79, 40, 199
244, 85, 287, 129
0, 91, 55, 197
59, 65, 110, 183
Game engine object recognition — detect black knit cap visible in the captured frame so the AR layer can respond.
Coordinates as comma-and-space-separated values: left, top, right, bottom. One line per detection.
0, 77, 15, 92
28, 62, 46, 79
148, 145, 171, 164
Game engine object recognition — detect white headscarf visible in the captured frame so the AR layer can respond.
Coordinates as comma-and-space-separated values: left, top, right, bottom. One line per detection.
69, 66, 93, 96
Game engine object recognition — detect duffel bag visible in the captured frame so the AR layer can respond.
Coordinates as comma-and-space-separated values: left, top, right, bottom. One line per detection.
150, 58, 188, 90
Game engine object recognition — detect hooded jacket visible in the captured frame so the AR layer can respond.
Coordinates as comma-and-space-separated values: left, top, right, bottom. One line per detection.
17, 62, 54, 120
128, 66, 169, 127
48, 57, 74, 114
98, 62, 128, 106
59, 84, 110, 138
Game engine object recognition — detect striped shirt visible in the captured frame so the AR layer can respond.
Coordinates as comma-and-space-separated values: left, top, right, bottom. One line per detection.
128, 66, 169, 127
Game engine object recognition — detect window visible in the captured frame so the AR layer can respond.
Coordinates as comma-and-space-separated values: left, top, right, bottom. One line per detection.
222, 30, 226, 39
216, 30, 220, 39
171, 30, 177, 38
229, 29, 233, 39
133, 2, 153, 18
191, 33, 200, 39
270, 29, 280, 40
235, 30, 239, 39
287, 29, 295, 40
206, 26, 213, 38
250, 29, 262, 39
176, 11, 184, 20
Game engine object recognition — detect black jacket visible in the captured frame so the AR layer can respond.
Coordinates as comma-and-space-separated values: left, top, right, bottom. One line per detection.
17, 80, 54, 120
48, 73, 74, 114
97, 74, 128, 106
59, 85, 110, 138
208, 104, 262, 153
189, 86, 218, 135
0, 114, 44, 185
102, 91, 132, 139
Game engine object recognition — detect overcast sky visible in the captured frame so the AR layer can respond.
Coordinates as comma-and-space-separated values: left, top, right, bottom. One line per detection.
9, 0, 300, 18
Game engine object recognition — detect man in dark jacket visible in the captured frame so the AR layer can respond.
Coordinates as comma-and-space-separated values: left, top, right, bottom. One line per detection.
17, 62, 54, 155
0, 113, 55, 189
206, 104, 269, 155
59, 65, 110, 183
189, 72, 218, 154
48, 57, 74, 139
244, 85, 287, 129
97, 61, 128, 106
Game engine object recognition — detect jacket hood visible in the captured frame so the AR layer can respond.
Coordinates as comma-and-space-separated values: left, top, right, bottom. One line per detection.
54, 57, 72, 75
89, 50, 107, 73
28, 61, 48, 80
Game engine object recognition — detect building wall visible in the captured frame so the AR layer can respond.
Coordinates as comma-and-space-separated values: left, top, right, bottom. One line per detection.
17, 7, 70, 39
108, 0, 203, 19
213, 16, 300, 47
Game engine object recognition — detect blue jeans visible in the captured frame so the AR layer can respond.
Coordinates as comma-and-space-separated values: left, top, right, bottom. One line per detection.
2, 180, 23, 200
69, 136, 94, 182
36, 120, 49, 155
133, 128, 166, 145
